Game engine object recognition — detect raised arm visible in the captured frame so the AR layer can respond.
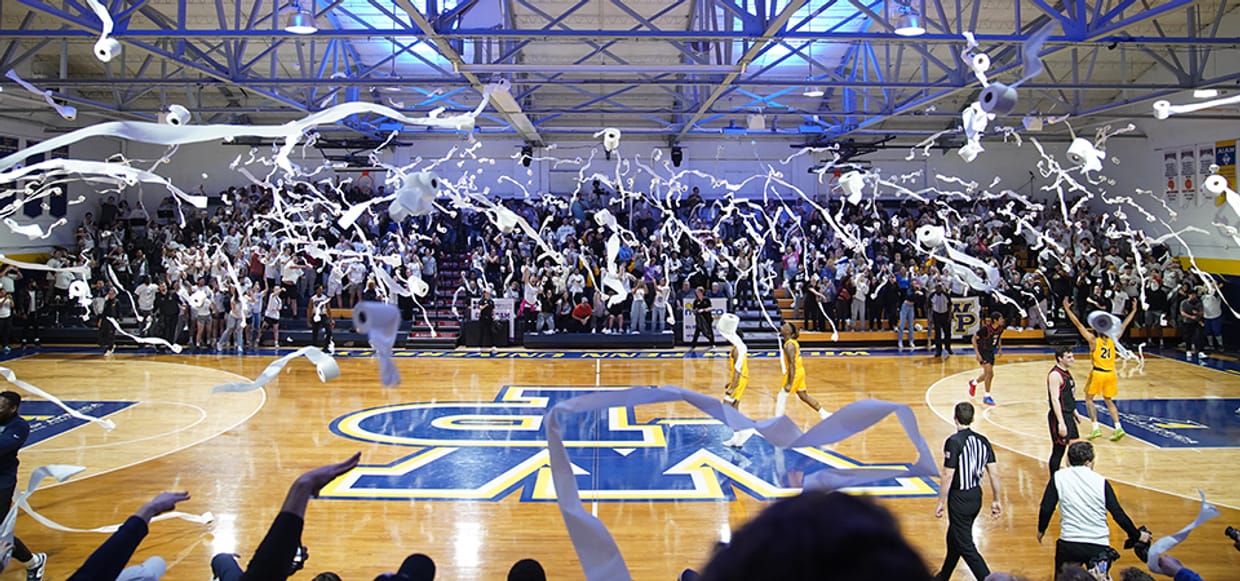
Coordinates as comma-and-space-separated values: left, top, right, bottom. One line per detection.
242, 453, 361, 581
68, 492, 191, 581
1061, 297, 1095, 347
1118, 298, 1138, 336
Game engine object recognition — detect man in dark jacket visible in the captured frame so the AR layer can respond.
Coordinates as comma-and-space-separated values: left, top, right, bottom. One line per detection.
0, 391, 46, 580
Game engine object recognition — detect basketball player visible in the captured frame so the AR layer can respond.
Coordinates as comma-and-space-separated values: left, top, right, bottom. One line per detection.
967, 312, 1006, 406
1063, 298, 1136, 441
721, 341, 752, 448
719, 313, 755, 448
776, 323, 830, 420
1046, 346, 1081, 476
722, 341, 748, 411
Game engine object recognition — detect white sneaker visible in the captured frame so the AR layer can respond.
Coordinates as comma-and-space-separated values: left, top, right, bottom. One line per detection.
1198, 352, 1208, 360
818, 408, 832, 420
26, 552, 46, 581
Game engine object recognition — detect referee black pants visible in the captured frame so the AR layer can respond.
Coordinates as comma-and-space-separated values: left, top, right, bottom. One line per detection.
932, 311, 952, 355
0, 485, 34, 563
936, 489, 989, 581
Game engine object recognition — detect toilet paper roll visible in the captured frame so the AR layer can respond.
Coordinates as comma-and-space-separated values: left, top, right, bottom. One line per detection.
957, 141, 983, 163
389, 171, 439, 220
1066, 138, 1104, 172
163, 104, 191, 126
978, 82, 1018, 115
715, 313, 739, 339
970, 53, 990, 74
838, 171, 865, 205
94, 37, 121, 62
916, 224, 946, 248
353, 301, 402, 387
1203, 174, 1228, 195
603, 128, 621, 152
68, 279, 91, 300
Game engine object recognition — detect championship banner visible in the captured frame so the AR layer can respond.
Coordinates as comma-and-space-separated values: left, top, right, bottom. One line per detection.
1217, 140, 1236, 207
470, 297, 515, 337
681, 298, 729, 336
1163, 151, 1180, 205
1198, 144, 1215, 208
949, 296, 981, 339
1180, 148, 1197, 206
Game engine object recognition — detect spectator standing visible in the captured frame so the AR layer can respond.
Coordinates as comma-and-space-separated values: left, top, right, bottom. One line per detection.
0, 289, 12, 354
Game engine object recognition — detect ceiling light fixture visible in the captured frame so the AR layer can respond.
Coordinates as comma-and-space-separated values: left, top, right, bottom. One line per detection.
888, 0, 926, 37
284, 4, 318, 35
803, 86, 824, 98
1193, 88, 1219, 99
894, 13, 925, 36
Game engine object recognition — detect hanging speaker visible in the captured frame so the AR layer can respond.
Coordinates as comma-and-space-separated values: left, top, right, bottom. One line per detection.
520, 145, 532, 167
670, 146, 683, 167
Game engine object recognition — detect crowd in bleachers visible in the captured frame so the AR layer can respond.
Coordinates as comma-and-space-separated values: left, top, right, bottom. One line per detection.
0, 177, 1227, 355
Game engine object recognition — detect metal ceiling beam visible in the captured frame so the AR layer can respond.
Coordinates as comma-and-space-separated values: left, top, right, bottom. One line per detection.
28, 75, 1232, 92
676, 0, 809, 139
0, 28, 1233, 46
12, 0, 310, 114
390, 0, 541, 144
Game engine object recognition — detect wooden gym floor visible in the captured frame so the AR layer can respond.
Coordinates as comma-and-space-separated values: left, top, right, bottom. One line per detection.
3, 346, 1238, 580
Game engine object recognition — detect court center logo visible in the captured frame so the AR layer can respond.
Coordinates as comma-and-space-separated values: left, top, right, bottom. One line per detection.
321, 386, 936, 502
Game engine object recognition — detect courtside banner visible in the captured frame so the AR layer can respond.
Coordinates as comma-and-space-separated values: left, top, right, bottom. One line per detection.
470, 297, 516, 337
950, 296, 981, 339
681, 298, 729, 336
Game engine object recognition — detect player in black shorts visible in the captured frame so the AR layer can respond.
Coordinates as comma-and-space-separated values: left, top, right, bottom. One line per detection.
968, 312, 1006, 406
1046, 346, 1080, 476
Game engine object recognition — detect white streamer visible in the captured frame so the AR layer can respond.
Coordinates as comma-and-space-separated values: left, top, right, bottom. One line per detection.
0, 367, 116, 430
211, 346, 339, 392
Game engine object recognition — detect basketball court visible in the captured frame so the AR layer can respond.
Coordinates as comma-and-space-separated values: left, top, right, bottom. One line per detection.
3, 347, 1238, 580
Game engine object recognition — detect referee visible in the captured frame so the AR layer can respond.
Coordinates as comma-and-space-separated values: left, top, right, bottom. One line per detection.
933, 402, 1002, 581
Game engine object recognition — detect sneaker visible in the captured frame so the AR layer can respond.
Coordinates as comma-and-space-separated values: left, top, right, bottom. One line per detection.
968, 379, 977, 397
1109, 427, 1126, 441
26, 552, 46, 581
1198, 352, 1208, 360
982, 395, 996, 407
1087, 427, 1102, 440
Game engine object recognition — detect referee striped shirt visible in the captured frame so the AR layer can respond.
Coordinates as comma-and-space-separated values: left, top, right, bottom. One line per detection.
943, 428, 996, 492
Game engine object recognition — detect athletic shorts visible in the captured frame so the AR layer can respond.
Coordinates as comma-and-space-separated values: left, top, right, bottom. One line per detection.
787, 374, 806, 393
1048, 409, 1079, 446
978, 350, 996, 365
1086, 370, 1118, 399
264, 316, 280, 326
730, 377, 749, 401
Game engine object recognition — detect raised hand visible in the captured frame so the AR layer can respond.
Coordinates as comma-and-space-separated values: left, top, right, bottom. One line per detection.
295, 452, 362, 496
135, 491, 191, 522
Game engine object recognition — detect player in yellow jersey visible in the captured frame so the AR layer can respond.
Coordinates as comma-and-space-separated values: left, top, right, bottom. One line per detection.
718, 313, 756, 448
723, 343, 749, 408
776, 323, 831, 420
1063, 298, 1136, 441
